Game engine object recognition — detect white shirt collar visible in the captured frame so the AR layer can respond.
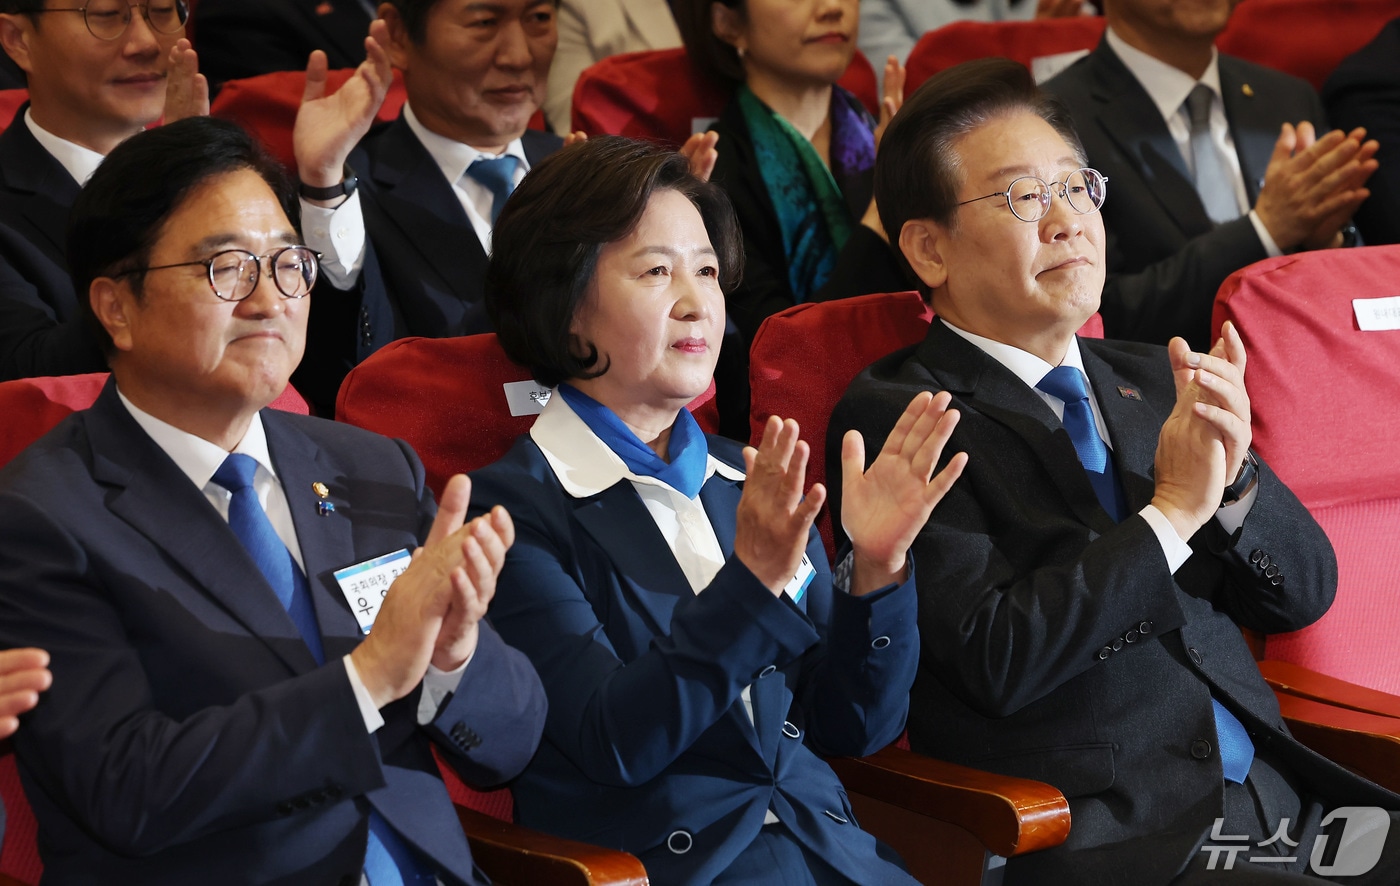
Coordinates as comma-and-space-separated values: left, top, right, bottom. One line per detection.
24, 109, 107, 186
401, 102, 529, 188
115, 387, 277, 490
1106, 26, 1223, 128
529, 392, 744, 499
940, 320, 1089, 391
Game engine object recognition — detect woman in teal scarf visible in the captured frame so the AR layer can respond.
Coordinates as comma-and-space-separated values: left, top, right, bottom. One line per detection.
678, 0, 908, 437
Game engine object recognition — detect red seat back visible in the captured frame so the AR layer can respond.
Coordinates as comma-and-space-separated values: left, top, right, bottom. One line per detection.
0, 743, 40, 885
1216, 0, 1400, 91
905, 17, 1106, 94
572, 47, 879, 146
1213, 246, 1400, 694
748, 291, 1104, 559
335, 334, 721, 500
0, 374, 309, 469
0, 89, 27, 135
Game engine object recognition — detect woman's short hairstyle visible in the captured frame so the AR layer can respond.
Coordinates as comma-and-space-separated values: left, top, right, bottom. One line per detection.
68, 116, 298, 354
875, 58, 1086, 299
487, 135, 742, 388
675, 0, 746, 91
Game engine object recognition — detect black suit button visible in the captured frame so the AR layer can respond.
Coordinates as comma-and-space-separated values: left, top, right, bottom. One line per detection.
1189, 647, 1204, 665
1191, 739, 1213, 760
1258, 554, 1271, 570
1097, 646, 1112, 660
1111, 638, 1124, 652
1250, 549, 1264, 564
1139, 621, 1153, 634
1264, 564, 1279, 579
1124, 629, 1140, 643
1270, 574, 1284, 587
276, 801, 295, 816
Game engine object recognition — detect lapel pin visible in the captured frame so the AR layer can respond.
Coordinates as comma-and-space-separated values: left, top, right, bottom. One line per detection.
1242, 83, 1254, 98
313, 482, 336, 516
315, 1, 334, 15
1117, 386, 1143, 401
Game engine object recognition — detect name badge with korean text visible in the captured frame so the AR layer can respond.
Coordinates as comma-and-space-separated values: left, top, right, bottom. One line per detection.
334, 548, 412, 634
783, 553, 816, 603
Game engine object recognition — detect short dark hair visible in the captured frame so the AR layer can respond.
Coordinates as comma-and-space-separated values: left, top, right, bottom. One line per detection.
486, 135, 742, 388
675, 0, 745, 91
875, 58, 1086, 298
0, 1, 45, 15
68, 116, 298, 354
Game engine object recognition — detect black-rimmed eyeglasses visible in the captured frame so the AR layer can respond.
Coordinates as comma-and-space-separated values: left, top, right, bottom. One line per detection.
119, 247, 320, 302
30, 0, 188, 41
958, 168, 1109, 222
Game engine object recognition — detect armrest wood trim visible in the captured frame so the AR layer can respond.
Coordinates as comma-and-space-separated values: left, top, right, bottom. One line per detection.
456, 806, 649, 886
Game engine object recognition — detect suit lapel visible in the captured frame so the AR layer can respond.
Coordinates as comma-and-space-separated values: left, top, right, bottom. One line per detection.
921, 324, 1116, 534
0, 113, 81, 260
1081, 344, 1161, 513
365, 117, 487, 301
262, 412, 365, 658
1218, 58, 1274, 203
85, 385, 318, 675
1085, 42, 1214, 238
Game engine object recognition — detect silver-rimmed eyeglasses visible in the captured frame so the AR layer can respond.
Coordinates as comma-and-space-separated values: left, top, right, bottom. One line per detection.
121, 247, 320, 302
958, 168, 1109, 222
30, 0, 188, 41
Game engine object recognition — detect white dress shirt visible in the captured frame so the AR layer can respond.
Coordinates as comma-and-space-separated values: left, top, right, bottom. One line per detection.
302, 103, 531, 289
25, 110, 107, 186
942, 322, 1257, 574
1105, 28, 1282, 258
529, 393, 786, 824
114, 390, 467, 735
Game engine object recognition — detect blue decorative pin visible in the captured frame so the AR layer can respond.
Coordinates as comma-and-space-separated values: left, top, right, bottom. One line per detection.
313, 482, 336, 516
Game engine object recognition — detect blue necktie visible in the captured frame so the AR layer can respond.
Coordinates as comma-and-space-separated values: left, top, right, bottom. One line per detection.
464, 155, 519, 224
1035, 366, 1125, 522
210, 455, 435, 883
1212, 699, 1255, 784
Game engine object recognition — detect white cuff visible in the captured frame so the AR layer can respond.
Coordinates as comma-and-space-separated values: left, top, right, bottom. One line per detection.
301, 192, 366, 289
343, 654, 385, 734
1140, 504, 1194, 574
417, 652, 473, 725
1249, 209, 1284, 258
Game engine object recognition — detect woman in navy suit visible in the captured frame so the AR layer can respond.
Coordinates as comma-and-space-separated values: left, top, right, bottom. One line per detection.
470, 135, 966, 886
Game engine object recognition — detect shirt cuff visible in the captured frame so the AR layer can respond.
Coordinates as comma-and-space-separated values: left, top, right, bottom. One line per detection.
417, 652, 473, 725
1214, 475, 1260, 536
343, 654, 385, 734
1249, 209, 1283, 258
1140, 504, 1194, 574
301, 192, 366, 289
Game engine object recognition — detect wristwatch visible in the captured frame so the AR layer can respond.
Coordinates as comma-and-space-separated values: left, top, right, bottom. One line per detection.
299, 166, 358, 201
1221, 451, 1259, 506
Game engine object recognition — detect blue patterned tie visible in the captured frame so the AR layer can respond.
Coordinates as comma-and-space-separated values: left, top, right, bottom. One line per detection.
464, 155, 519, 224
1212, 699, 1255, 784
210, 455, 434, 883
1036, 366, 1125, 522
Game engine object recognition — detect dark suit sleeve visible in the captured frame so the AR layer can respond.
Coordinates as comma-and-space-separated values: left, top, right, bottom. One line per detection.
1324, 20, 1400, 246
0, 228, 106, 381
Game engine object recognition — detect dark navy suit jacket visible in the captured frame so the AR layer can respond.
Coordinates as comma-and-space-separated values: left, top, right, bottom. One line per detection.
295, 117, 562, 414
0, 109, 106, 381
0, 381, 547, 884
195, 0, 373, 91
469, 433, 919, 886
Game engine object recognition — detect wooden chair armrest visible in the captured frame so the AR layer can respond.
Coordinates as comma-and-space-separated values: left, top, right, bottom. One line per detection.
827, 745, 1070, 858
1260, 660, 1400, 720
1275, 692, 1400, 794
455, 806, 649, 886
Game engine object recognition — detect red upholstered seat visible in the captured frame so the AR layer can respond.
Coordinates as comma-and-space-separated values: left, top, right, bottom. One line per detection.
335, 333, 720, 500
572, 47, 879, 146
747, 291, 1103, 559
1216, 0, 1400, 91
1213, 245, 1400, 695
0, 744, 39, 885
0, 89, 27, 135
904, 17, 1106, 94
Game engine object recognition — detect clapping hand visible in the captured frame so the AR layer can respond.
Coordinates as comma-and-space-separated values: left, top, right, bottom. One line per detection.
734, 417, 827, 595
294, 22, 394, 194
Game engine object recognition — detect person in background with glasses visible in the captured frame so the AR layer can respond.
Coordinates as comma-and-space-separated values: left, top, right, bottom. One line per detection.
0, 115, 546, 884
0, 0, 207, 383
1042, 0, 1377, 351
830, 58, 1400, 886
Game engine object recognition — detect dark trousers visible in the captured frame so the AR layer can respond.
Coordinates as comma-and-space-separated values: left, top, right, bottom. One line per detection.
1173, 754, 1400, 884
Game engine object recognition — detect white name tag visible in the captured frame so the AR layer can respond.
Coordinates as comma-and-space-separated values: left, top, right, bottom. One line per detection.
783, 553, 816, 603
1353, 296, 1400, 331
502, 380, 553, 417
334, 548, 412, 634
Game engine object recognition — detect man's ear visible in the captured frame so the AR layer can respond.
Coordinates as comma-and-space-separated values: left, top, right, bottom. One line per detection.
375, 3, 411, 72
899, 219, 949, 292
90, 278, 134, 355
0, 13, 35, 75
710, 2, 744, 52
